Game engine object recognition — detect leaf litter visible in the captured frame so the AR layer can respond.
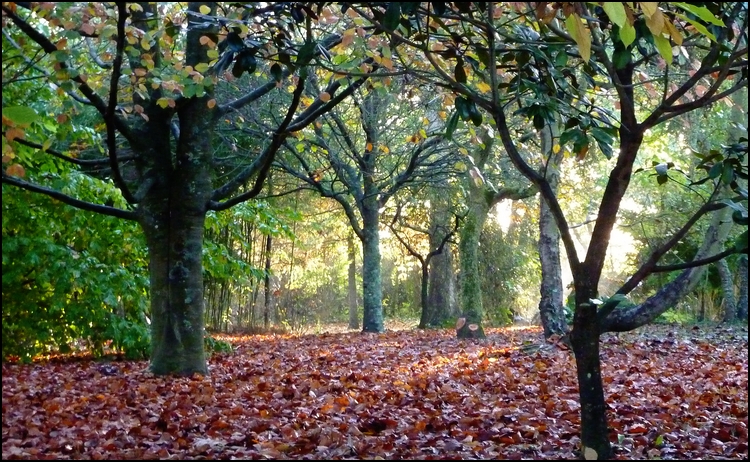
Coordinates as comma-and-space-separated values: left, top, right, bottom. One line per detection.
2, 324, 747, 459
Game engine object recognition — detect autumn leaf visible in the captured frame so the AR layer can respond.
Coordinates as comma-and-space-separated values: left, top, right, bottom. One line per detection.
0, 325, 746, 460
319, 91, 331, 102
5, 163, 26, 177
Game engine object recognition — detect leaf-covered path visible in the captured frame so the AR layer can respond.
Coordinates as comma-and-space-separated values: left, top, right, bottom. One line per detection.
2, 325, 747, 460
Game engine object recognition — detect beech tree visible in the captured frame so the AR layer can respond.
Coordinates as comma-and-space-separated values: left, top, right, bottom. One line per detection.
1, 2, 373, 375
351, 2, 748, 458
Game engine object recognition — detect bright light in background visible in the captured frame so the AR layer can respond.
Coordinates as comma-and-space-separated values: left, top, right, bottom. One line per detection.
494, 200, 514, 234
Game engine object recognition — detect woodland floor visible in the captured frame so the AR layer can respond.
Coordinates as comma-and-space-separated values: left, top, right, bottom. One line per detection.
2, 324, 747, 460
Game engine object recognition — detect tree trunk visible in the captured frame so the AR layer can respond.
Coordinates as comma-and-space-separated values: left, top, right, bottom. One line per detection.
422, 203, 458, 328
737, 255, 748, 321
139, 108, 213, 376
361, 202, 384, 332
457, 197, 489, 339
263, 233, 273, 330
537, 124, 567, 338
348, 232, 359, 329
717, 258, 737, 322
425, 243, 457, 328
571, 290, 612, 460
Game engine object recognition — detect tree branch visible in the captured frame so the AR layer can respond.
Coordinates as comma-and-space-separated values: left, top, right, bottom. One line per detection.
2, 174, 136, 220
6, 136, 135, 166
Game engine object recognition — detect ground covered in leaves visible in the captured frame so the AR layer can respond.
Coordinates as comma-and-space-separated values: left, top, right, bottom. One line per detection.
2, 324, 748, 460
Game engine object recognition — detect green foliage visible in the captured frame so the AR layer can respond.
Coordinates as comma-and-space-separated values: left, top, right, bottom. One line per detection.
2, 175, 149, 363
479, 215, 540, 326
204, 335, 233, 356
105, 315, 150, 360
654, 308, 695, 325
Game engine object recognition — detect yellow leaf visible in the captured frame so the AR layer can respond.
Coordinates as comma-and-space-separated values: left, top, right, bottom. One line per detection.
476, 82, 491, 93
645, 9, 665, 36
553, 144, 561, 154
565, 13, 591, 62
156, 98, 170, 109
207, 99, 216, 109
379, 145, 389, 153
319, 92, 331, 102
199, 4, 211, 15
365, 142, 373, 152
640, 2, 659, 18
141, 37, 151, 51
663, 19, 683, 46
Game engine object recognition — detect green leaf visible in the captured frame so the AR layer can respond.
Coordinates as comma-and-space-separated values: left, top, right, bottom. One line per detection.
3, 106, 39, 126
591, 127, 614, 159
454, 58, 467, 83
734, 230, 748, 252
223, 31, 245, 53
383, 2, 401, 31
619, 22, 636, 47
270, 63, 283, 82
674, 13, 716, 41
613, 46, 632, 69
455, 97, 471, 121
708, 162, 723, 179
732, 210, 748, 226
653, 34, 673, 65
721, 161, 735, 185
297, 40, 317, 68
445, 110, 460, 140
602, 2, 627, 28
673, 3, 725, 26
468, 102, 483, 126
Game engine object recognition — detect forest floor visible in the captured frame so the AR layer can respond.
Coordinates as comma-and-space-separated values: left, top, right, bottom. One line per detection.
2, 324, 747, 460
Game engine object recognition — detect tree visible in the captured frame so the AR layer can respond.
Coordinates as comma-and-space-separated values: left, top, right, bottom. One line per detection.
274, 78, 456, 332
455, 127, 535, 338
2, 2, 371, 375
352, 2, 748, 458
385, 197, 459, 329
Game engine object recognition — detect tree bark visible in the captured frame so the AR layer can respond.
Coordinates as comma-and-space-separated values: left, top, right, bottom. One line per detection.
263, 233, 273, 330
571, 291, 612, 459
361, 201, 384, 332
423, 203, 458, 328
425, 241, 457, 328
457, 195, 489, 339
348, 232, 359, 329
139, 95, 213, 376
737, 255, 748, 321
537, 123, 568, 338
717, 258, 737, 322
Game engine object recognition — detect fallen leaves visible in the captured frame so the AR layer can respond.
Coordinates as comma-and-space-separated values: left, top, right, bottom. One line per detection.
1, 325, 747, 459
